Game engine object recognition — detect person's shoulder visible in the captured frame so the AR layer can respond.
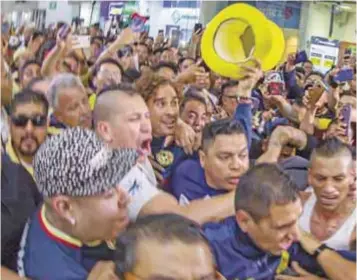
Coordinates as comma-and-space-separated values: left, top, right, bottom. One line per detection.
19, 208, 87, 279
175, 158, 202, 175
203, 216, 238, 243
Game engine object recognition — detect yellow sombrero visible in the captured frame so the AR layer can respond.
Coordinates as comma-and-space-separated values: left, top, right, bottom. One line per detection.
201, 3, 285, 79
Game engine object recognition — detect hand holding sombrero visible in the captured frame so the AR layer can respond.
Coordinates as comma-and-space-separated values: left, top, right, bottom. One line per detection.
201, 3, 285, 79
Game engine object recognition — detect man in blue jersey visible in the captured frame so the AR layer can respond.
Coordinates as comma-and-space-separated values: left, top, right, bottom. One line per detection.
203, 163, 356, 280
171, 118, 250, 205
18, 127, 139, 279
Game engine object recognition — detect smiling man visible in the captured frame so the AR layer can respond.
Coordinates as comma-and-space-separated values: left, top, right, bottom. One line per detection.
299, 137, 356, 250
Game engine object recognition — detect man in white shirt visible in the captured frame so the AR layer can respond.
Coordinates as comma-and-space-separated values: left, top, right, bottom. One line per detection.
299, 137, 356, 250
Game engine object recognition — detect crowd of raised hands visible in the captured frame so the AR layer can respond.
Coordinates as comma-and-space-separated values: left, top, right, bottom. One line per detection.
1, 20, 356, 280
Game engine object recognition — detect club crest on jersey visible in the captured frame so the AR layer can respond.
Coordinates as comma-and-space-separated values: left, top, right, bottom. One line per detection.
156, 150, 174, 167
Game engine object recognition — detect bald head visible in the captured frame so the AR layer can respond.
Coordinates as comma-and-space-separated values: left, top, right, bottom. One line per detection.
93, 85, 139, 128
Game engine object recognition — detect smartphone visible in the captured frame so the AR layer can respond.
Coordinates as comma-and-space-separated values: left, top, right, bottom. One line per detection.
171, 29, 180, 48
340, 104, 352, 136
72, 35, 90, 49
158, 29, 164, 35
334, 68, 354, 83
194, 23, 203, 33
58, 24, 71, 40
130, 13, 148, 33
1, 22, 10, 35
267, 82, 284, 96
308, 86, 324, 105
294, 50, 308, 64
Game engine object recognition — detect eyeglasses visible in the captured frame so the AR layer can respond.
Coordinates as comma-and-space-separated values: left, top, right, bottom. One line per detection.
11, 115, 47, 127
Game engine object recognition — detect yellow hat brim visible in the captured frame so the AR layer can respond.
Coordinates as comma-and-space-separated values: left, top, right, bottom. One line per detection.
201, 3, 285, 79
261, 20, 286, 71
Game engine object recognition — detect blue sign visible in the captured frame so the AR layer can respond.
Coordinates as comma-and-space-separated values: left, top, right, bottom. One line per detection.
228, 1, 302, 29
163, 1, 200, 9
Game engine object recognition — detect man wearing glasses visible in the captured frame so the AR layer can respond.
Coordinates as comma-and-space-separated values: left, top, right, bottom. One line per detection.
6, 89, 49, 177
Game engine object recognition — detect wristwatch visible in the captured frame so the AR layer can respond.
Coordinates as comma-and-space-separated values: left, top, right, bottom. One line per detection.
312, 243, 331, 259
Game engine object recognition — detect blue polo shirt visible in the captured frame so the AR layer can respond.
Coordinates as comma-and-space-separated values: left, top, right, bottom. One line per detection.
203, 216, 356, 280
17, 205, 115, 280
171, 158, 227, 204
151, 136, 188, 187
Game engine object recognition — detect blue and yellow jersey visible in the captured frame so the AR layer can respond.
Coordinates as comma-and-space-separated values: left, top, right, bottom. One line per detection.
203, 216, 356, 280
18, 205, 116, 279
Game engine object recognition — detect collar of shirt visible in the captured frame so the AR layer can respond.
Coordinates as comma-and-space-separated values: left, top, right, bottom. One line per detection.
50, 114, 68, 129
5, 139, 34, 178
39, 204, 115, 250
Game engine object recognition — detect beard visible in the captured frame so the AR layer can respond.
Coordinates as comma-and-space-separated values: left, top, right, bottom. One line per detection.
17, 135, 40, 157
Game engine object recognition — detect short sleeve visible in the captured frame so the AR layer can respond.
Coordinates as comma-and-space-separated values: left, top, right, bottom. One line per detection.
119, 164, 160, 221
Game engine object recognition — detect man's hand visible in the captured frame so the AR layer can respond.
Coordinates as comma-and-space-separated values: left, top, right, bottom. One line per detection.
115, 28, 135, 47
164, 119, 196, 155
175, 64, 203, 84
191, 29, 203, 45
237, 58, 263, 97
296, 227, 321, 256
269, 126, 307, 150
275, 262, 326, 280
87, 261, 119, 280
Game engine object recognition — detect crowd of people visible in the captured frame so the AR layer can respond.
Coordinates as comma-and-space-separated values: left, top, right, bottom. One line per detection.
1, 18, 356, 280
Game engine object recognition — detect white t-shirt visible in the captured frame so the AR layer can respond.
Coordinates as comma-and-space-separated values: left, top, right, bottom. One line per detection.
119, 158, 160, 221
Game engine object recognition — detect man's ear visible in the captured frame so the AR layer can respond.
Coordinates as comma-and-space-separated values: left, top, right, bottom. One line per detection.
199, 149, 206, 168
51, 196, 76, 225
96, 121, 113, 143
235, 210, 252, 233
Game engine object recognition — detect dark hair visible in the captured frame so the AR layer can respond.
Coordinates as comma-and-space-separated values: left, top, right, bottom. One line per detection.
10, 89, 49, 116
180, 91, 207, 113
93, 58, 124, 77
178, 57, 195, 68
235, 163, 299, 221
90, 36, 104, 46
295, 67, 306, 76
306, 71, 324, 81
31, 31, 44, 41
138, 43, 150, 53
221, 80, 239, 94
310, 137, 353, 163
114, 214, 213, 278
135, 69, 179, 102
202, 118, 246, 151
303, 60, 313, 66
154, 61, 178, 74
153, 48, 164, 56
19, 59, 41, 81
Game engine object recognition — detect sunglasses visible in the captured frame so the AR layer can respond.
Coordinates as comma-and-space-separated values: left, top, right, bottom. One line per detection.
11, 115, 47, 127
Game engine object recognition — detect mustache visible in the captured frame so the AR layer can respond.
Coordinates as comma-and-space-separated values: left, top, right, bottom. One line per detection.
20, 134, 39, 145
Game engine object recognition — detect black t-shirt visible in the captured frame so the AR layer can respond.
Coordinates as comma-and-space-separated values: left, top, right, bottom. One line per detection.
1, 154, 42, 270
